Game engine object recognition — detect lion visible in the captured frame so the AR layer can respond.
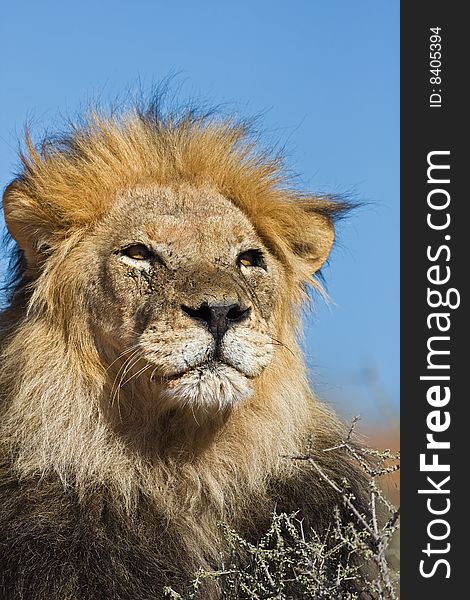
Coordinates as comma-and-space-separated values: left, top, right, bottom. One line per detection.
0, 100, 370, 599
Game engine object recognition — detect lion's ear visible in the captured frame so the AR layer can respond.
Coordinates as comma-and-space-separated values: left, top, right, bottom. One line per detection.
2, 180, 55, 265
289, 198, 345, 274
292, 211, 335, 274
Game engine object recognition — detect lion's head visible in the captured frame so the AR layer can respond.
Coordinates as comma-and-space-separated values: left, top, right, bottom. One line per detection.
79, 183, 283, 414
0, 104, 348, 510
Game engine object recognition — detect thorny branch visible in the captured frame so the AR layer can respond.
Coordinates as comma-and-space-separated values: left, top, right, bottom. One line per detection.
165, 418, 400, 599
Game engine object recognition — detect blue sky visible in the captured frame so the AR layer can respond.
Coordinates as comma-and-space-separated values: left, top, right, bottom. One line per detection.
0, 1, 399, 424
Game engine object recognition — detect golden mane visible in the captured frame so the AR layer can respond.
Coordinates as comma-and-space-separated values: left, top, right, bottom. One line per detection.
4, 105, 345, 274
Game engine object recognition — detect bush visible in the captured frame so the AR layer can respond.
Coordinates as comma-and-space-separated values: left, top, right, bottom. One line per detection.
164, 420, 400, 599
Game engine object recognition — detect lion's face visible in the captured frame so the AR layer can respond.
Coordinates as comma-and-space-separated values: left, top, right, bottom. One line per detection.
84, 184, 282, 411
3, 112, 339, 420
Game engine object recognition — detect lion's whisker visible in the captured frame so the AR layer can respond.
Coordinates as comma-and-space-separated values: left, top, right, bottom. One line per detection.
110, 349, 142, 409
269, 336, 296, 357
122, 363, 152, 387
106, 344, 142, 371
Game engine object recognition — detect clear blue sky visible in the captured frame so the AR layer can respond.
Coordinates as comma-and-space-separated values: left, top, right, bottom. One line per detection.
0, 1, 399, 424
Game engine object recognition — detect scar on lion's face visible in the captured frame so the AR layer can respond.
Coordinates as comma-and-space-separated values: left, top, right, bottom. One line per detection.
83, 184, 281, 411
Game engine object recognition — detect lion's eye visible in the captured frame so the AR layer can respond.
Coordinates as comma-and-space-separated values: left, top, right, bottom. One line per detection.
237, 250, 266, 270
122, 244, 152, 261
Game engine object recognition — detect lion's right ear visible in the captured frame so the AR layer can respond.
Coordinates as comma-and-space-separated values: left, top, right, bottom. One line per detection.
2, 180, 55, 265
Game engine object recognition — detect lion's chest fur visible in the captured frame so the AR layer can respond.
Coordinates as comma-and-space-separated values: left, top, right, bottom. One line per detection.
0, 464, 334, 600
0, 470, 234, 599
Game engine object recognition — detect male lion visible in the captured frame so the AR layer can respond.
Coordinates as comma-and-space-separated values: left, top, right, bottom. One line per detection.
0, 101, 370, 598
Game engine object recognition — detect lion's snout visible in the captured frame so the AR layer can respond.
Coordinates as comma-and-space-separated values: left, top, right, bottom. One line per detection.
181, 301, 251, 342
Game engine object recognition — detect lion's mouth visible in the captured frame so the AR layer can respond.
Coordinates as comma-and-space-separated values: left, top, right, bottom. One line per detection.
154, 360, 253, 385
154, 359, 254, 410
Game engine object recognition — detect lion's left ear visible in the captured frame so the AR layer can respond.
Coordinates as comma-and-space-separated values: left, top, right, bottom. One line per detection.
288, 198, 344, 274
292, 211, 335, 274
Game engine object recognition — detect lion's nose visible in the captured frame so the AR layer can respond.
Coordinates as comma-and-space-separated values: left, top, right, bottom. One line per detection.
181, 302, 251, 340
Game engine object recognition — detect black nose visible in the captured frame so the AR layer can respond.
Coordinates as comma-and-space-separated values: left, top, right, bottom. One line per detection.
181, 302, 251, 340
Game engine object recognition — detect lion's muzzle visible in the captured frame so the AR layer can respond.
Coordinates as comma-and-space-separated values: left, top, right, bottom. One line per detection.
181, 301, 251, 343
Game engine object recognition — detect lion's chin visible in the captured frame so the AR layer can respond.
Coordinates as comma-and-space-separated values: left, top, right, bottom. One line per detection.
159, 362, 253, 413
